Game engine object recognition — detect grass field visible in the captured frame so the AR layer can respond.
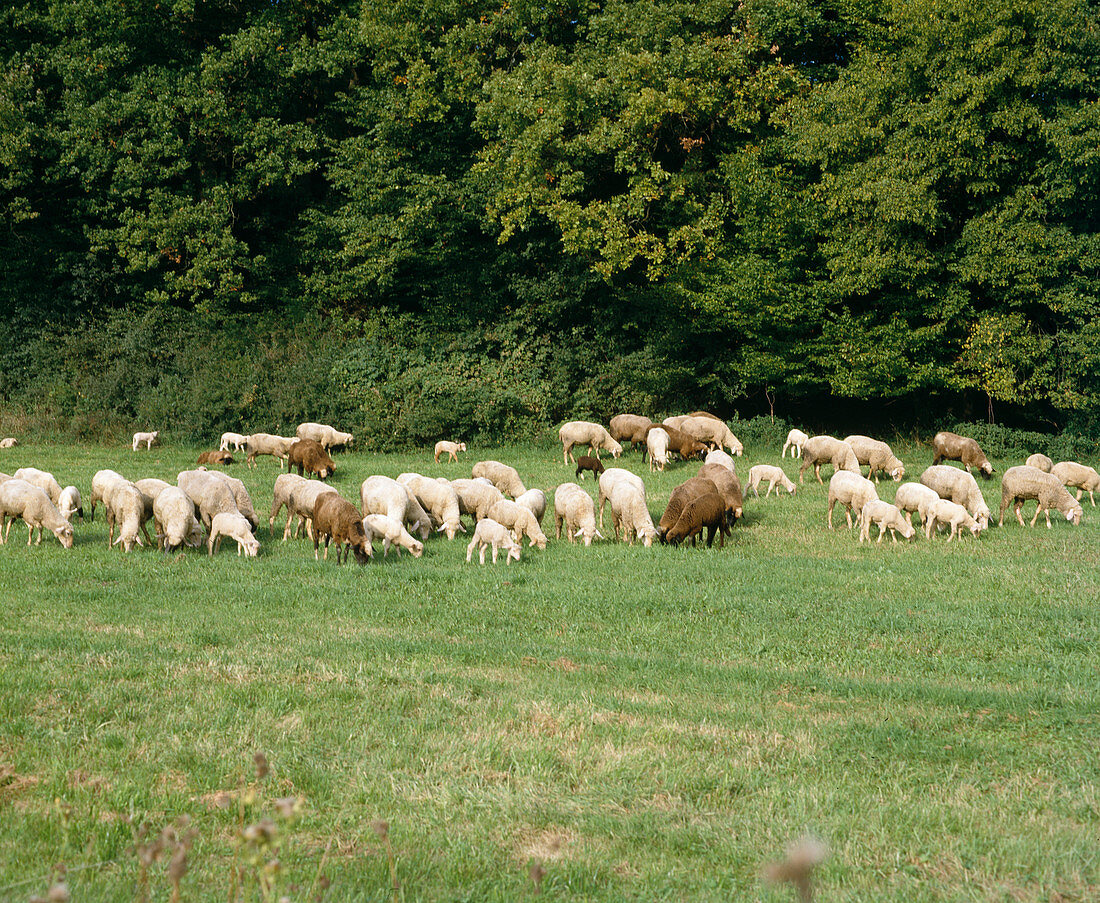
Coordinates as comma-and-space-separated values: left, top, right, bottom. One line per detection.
0, 438, 1097, 901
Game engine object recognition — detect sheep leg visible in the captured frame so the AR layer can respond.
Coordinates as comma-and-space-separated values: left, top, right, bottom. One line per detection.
563, 442, 573, 465
827, 500, 836, 529
1014, 501, 1025, 527
480, 544, 488, 564
924, 517, 935, 540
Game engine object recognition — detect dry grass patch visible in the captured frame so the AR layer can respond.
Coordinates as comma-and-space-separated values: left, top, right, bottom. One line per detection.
513, 825, 579, 863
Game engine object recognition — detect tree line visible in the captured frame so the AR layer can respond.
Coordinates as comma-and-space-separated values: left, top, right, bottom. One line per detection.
2, 0, 1098, 445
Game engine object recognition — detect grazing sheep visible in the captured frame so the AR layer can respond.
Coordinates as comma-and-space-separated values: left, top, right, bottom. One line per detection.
597, 468, 645, 529
177, 470, 240, 533
782, 429, 809, 458
268, 473, 311, 537
697, 462, 744, 525
134, 478, 172, 503
650, 424, 707, 462
826, 471, 879, 529
747, 464, 796, 498
664, 487, 730, 548
661, 415, 691, 432
558, 421, 623, 464
931, 431, 994, 478
89, 469, 128, 521
924, 498, 981, 540
919, 465, 991, 531
893, 482, 941, 528
398, 473, 465, 539
360, 475, 432, 540
0, 438, 17, 448
656, 476, 717, 541
12, 467, 63, 505
288, 439, 336, 480
449, 478, 506, 522
0, 479, 74, 548
311, 493, 372, 564
843, 435, 905, 482
104, 482, 150, 551
0, 473, 10, 483
363, 514, 424, 558
132, 430, 159, 451
688, 410, 723, 421
553, 483, 603, 545
1051, 461, 1100, 506
609, 414, 654, 452
515, 488, 548, 528
280, 480, 338, 541
1025, 453, 1053, 473
434, 440, 467, 463
57, 485, 83, 523
471, 460, 526, 499
153, 486, 202, 552
799, 436, 861, 484
197, 449, 234, 467
679, 416, 743, 456
704, 449, 736, 472
244, 433, 297, 468
575, 455, 605, 480
998, 465, 1082, 528
465, 518, 522, 564
219, 432, 248, 451
208, 511, 261, 557
646, 428, 671, 472
607, 482, 658, 546
487, 499, 547, 549
858, 500, 916, 543
296, 422, 354, 451
202, 471, 259, 532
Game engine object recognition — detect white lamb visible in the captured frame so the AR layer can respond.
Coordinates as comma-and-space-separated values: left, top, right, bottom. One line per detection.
153, 486, 202, 552
553, 482, 603, 545
132, 430, 159, 451
434, 440, 467, 463
557, 421, 623, 464
747, 465, 796, 497
0, 479, 74, 548
924, 498, 981, 540
0, 438, 17, 448
363, 514, 424, 558
647, 428, 671, 472
782, 429, 809, 458
57, 485, 83, 523
858, 500, 916, 543
826, 471, 879, 529
208, 511, 260, 557
607, 482, 658, 546
486, 499, 547, 549
465, 518, 522, 564
219, 432, 248, 451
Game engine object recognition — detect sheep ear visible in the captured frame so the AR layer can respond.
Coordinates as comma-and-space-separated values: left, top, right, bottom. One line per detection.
574, 528, 584, 538
595, 530, 604, 540
436, 524, 447, 533
458, 523, 467, 533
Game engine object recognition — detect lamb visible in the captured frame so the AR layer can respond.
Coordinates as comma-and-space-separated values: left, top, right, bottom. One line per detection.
798, 436, 861, 484
434, 440, 467, 463
219, 432, 248, 451
609, 414, 654, 452
449, 478, 505, 522
553, 483, 603, 545
697, 462, 744, 525
664, 486, 730, 548
244, 433, 297, 468
843, 435, 905, 482
465, 517, 522, 564
558, 421, 623, 464
197, 449, 234, 466
0, 479, 74, 548
893, 482, 941, 528
398, 473, 465, 539
575, 455, 605, 480
363, 514, 424, 558
132, 430, 159, 451
1025, 453, 1053, 473
678, 416, 743, 456
515, 488, 548, 528
486, 499, 547, 549
747, 464, 796, 498
931, 431, 994, 478
1051, 461, 1100, 506
858, 500, 916, 543
280, 480, 338, 541
647, 428, 671, 472
311, 493, 372, 564
919, 465, 991, 531
781, 429, 809, 458
471, 460, 526, 499
924, 498, 981, 540
296, 422, 354, 451
597, 468, 645, 528
153, 486, 202, 552
57, 485, 84, 523
12, 467, 63, 505
360, 475, 432, 540
998, 465, 1083, 528
607, 482, 658, 546
704, 449, 736, 472
657, 476, 721, 541
288, 439, 336, 480
198, 471, 259, 532
208, 510, 261, 557
0, 438, 17, 448
826, 471, 879, 529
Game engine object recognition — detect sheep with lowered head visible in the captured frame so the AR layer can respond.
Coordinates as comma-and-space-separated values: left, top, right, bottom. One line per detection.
296, 421, 353, 450
704, 449, 736, 472
471, 460, 527, 499
893, 482, 941, 529
597, 468, 645, 529
558, 421, 623, 464
1025, 453, 1053, 473
448, 478, 505, 522
487, 499, 547, 549
0, 437, 17, 448
607, 481, 658, 546
311, 493, 372, 564
363, 513, 424, 558
924, 498, 981, 540
1051, 461, 1100, 507
678, 416, 743, 456
998, 465, 1082, 528
398, 473, 465, 539
843, 435, 905, 482
782, 429, 808, 458
466, 517, 522, 564
12, 467, 64, 505
208, 510, 261, 557
0, 479, 74, 548
609, 414, 654, 452
515, 488, 548, 528
58, 485, 83, 524
858, 500, 915, 543
919, 465, 991, 531
154, 486, 203, 552
646, 428, 671, 472
931, 431, 994, 478
553, 482, 603, 545
747, 464, 796, 498
826, 471, 878, 529
799, 436, 860, 484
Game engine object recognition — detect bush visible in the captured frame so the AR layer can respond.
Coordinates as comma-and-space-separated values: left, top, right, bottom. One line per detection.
949, 422, 1100, 462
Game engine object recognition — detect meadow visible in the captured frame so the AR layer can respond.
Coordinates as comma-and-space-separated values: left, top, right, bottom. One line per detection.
0, 437, 1097, 902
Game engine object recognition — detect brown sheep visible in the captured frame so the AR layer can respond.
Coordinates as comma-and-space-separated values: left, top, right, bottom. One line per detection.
575, 455, 605, 480
664, 487, 730, 548
608, 414, 654, 452
697, 462, 744, 525
311, 493, 372, 564
657, 476, 719, 540
648, 424, 707, 462
931, 431, 994, 478
197, 449, 234, 466
288, 439, 336, 480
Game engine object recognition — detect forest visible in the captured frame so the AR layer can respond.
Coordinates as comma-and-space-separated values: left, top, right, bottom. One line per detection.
2, 0, 1099, 446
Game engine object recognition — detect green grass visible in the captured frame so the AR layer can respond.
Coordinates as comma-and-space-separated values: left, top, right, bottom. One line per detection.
1, 439, 1098, 901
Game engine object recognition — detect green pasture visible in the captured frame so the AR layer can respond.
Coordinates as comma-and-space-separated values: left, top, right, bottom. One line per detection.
0, 438, 1097, 901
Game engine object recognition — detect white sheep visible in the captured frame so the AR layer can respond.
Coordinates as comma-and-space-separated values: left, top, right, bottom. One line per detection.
132, 430, 159, 451
1025, 453, 1053, 473
781, 429, 808, 458
924, 498, 981, 540
0, 438, 18, 448
893, 482, 941, 528
0, 479, 74, 548
826, 471, 879, 529
363, 514, 424, 558
58, 485, 83, 523
269, 473, 311, 537
557, 421, 623, 464
244, 433, 297, 468
360, 475, 432, 540
1051, 461, 1100, 506
282, 480, 338, 541
843, 435, 905, 482
465, 518, 522, 564
919, 465, 991, 531
12, 467, 63, 504
153, 486, 202, 552
553, 483, 603, 545
514, 488, 548, 527
678, 416, 743, 456
203, 471, 259, 532
296, 422, 354, 450
434, 440, 467, 463
398, 473, 465, 539
661, 415, 690, 432
177, 469, 240, 533
208, 511, 260, 557
596, 468, 645, 529
747, 465, 796, 498
998, 465, 1082, 528
89, 469, 127, 521
858, 500, 916, 543
471, 460, 527, 499
607, 481, 658, 546
449, 478, 506, 522
647, 427, 671, 472
219, 432, 248, 451
703, 449, 736, 472
486, 499, 547, 549
104, 481, 150, 551
799, 436, 861, 484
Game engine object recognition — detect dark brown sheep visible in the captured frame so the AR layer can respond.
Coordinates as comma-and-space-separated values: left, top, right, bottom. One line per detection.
647, 424, 707, 462
657, 476, 719, 540
575, 455, 605, 480
931, 431, 994, 478
288, 438, 336, 480
197, 449, 234, 466
665, 486, 730, 548
311, 493, 371, 565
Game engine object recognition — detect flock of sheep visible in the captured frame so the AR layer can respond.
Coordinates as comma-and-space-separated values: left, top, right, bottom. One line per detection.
0, 413, 1095, 564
